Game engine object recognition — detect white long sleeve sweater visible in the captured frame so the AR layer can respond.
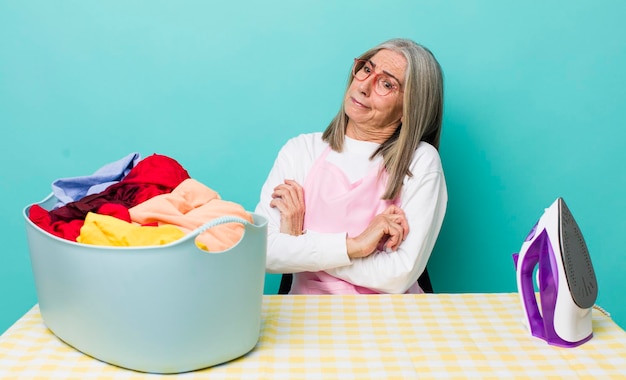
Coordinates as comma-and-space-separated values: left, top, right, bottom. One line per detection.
254, 132, 447, 293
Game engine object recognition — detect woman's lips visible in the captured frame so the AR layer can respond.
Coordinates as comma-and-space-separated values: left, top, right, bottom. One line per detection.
350, 96, 369, 109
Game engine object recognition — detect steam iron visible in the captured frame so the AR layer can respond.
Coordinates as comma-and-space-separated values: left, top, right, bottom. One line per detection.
512, 197, 598, 347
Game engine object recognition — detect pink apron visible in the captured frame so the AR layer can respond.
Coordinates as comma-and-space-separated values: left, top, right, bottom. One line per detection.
290, 147, 422, 294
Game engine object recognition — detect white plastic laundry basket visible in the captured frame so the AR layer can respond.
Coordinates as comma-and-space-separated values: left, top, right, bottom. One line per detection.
23, 193, 267, 374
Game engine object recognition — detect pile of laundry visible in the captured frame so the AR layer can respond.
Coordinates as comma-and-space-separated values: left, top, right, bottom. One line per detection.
29, 153, 253, 251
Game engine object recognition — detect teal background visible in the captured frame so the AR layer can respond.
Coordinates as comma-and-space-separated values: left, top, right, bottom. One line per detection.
1, 1, 625, 333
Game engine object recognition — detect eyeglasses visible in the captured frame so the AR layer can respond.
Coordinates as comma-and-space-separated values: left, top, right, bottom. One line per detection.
352, 58, 402, 96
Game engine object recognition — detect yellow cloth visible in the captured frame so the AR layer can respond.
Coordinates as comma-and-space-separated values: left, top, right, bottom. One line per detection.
77, 212, 185, 247
129, 178, 253, 252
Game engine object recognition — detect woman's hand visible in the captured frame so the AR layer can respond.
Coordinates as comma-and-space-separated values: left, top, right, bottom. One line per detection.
346, 205, 409, 259
270, 179, 305, 236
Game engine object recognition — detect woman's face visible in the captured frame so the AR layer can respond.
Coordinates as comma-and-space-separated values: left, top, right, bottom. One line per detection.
344, 49, 406, 142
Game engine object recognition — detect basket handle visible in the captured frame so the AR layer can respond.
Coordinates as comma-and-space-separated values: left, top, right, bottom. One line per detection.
186, 215, 254, 238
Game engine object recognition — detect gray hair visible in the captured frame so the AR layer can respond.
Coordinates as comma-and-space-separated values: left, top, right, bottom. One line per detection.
322, 38, 444, 200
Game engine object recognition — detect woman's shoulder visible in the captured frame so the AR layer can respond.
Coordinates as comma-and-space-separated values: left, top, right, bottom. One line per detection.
280, 132, 327, 156
410, 141, 443, 172
284, 131, 324, 144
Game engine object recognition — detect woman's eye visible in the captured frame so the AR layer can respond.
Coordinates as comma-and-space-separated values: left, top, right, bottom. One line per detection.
363, 65, 372, 74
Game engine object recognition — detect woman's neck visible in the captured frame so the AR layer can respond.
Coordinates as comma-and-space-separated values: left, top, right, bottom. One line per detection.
345, 120, 399, 144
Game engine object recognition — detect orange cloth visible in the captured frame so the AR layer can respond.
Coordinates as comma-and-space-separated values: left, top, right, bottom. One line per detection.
129, 179, 253, 251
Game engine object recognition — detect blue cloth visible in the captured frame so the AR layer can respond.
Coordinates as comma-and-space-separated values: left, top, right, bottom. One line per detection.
52, 152, 142, 207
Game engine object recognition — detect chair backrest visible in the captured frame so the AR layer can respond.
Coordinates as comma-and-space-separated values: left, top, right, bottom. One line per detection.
277, 268, 434, 294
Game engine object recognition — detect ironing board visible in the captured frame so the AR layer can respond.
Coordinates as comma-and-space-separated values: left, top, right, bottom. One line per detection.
1, 293, 625, 379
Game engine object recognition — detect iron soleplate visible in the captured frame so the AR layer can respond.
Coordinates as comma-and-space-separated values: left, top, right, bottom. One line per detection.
558, 198, 598, 309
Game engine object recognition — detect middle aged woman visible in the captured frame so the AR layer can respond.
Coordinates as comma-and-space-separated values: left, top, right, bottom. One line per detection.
255, 38, 447, 295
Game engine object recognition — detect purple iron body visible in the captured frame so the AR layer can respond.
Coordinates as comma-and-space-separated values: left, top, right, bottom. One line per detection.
513, 197, 598, 347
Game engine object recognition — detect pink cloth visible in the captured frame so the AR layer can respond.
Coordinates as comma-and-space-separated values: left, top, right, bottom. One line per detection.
129, 179, 253, 252
290, 147, 421, 294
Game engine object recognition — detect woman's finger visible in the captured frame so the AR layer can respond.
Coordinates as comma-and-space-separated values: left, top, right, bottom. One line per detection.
395, 214, 409, 239
273, 181, 303, 205
381, 206, 409, 238
270, 180, 306, 237
383, 205, 405, 216
282, 180, 305, 207
385, 221, 404, 251
270, 198, 287, 212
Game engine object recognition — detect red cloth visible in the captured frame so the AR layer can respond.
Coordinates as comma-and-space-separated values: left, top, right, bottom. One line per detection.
29, 154, 190, 240
29, 203, 133, 241
28, 204, 84, 241
96, 203, 132, 223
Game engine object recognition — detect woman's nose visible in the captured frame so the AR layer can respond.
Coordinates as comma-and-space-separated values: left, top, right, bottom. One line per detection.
357, 75, 376, 96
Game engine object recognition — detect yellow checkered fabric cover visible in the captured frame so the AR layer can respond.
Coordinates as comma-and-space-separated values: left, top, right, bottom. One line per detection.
1, 293, 625, 379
